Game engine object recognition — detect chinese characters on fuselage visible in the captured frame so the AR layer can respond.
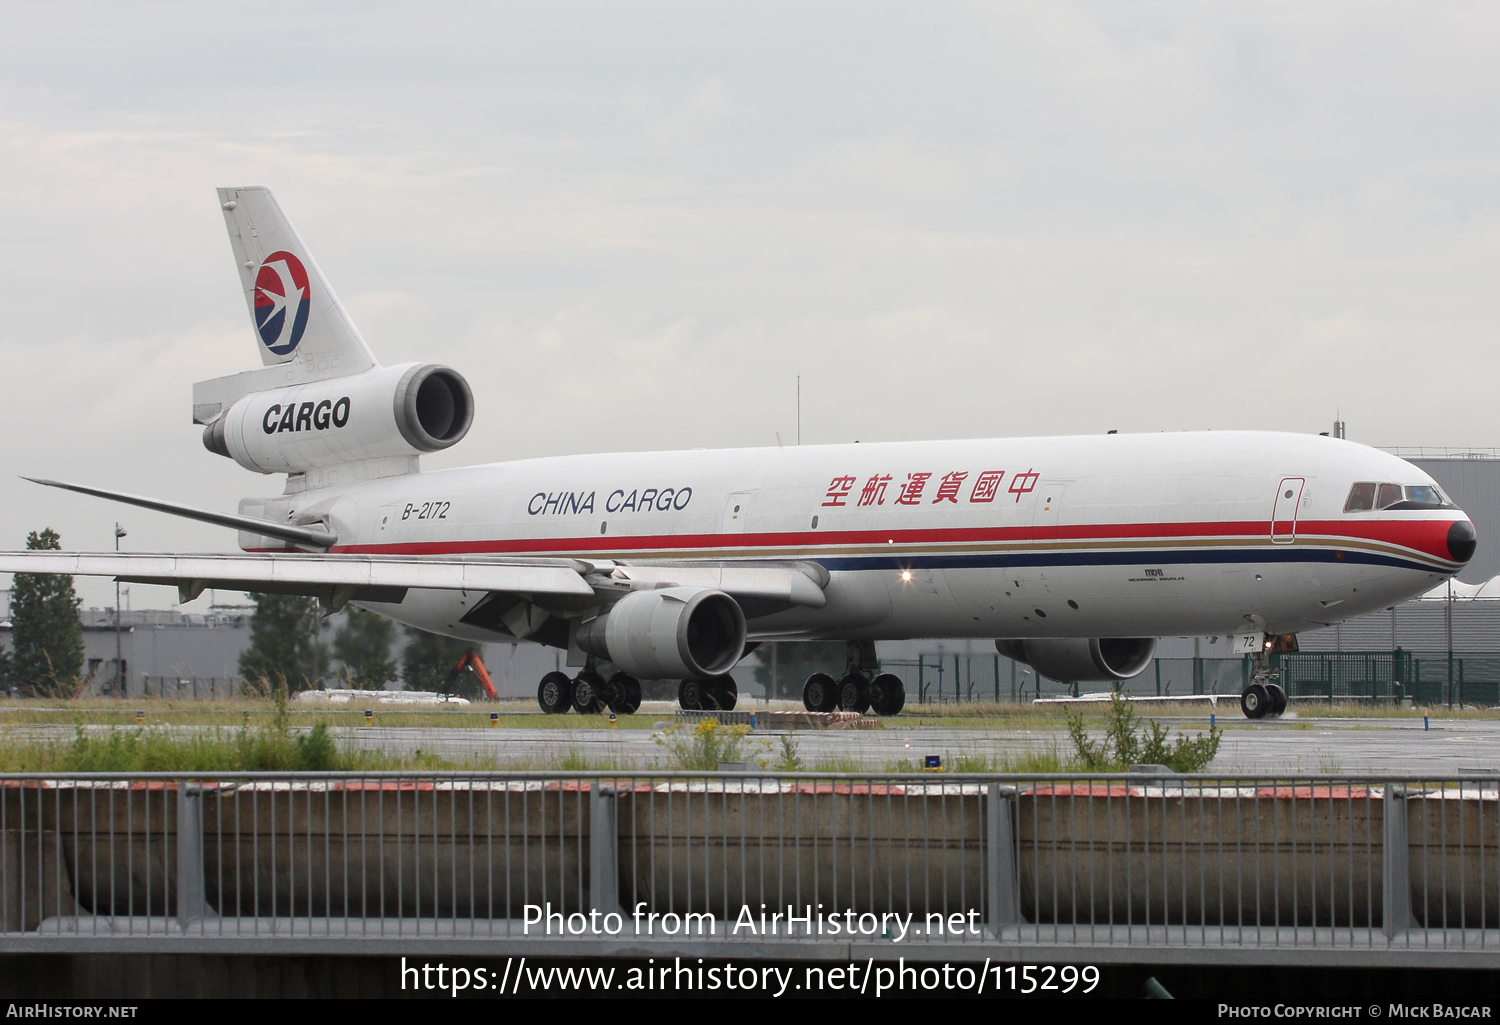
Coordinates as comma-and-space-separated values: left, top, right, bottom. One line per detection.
822, 469, 1038, 507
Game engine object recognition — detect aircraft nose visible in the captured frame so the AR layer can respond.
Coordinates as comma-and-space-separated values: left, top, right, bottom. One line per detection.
1448, 519, 1477, 563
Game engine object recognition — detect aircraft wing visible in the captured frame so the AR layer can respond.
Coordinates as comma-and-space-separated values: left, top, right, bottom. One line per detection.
0, 551, 829, 612
0, 551, 596, 609
605, 562, 828, 609
7, 478, 830, 612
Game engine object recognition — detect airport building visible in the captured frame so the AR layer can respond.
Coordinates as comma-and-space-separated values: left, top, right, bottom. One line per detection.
0, 594, 566, 699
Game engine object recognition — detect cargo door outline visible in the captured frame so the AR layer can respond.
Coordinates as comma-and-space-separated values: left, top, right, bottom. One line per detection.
1031, 484, 1066, 594
720, 491, 753, 539
1271, 478, 1305, 544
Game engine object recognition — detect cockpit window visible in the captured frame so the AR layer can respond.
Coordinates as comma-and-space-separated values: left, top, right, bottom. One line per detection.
1345, 481, 1454, 512
1343, 482, 1375, 512
1401, 485, 1450, 507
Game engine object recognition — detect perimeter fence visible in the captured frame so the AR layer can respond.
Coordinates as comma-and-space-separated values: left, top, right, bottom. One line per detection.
3, 770, 1500, 964
882, 651, 1500, 708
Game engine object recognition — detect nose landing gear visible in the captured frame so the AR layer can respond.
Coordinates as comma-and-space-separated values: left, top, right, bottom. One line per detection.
1240, 651, 1289, 720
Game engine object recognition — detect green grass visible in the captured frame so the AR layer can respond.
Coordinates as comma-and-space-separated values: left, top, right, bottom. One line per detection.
0, 687, 489, 772
0, 723, 483, 772
0, 698, 663, 730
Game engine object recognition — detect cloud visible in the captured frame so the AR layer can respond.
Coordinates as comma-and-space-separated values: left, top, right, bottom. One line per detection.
1, 1, 1499, 604
621, 78, 733, 146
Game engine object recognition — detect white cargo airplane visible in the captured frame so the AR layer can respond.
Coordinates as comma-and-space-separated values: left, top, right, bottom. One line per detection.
0, 187, 1477, 719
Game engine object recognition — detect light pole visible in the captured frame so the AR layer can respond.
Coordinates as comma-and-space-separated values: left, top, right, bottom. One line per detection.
114, 523, 126, 697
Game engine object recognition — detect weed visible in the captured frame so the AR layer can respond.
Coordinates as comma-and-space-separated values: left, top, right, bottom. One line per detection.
774, 734, 805, 772
945, 752, 996, 773
811, 753, 864, 773
558, 747, 619, 772
1065, 692, 1222, 772
293, 723, 338, 770
654, 719, 770, 770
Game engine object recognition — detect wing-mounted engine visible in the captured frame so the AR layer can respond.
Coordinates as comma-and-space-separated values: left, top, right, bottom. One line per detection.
996, 637, 1156, 684
575, 586, 747, 680
201, 362, 473, 478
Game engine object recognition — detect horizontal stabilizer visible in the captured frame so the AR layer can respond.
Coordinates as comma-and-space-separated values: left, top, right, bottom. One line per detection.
23, 478, 337, 549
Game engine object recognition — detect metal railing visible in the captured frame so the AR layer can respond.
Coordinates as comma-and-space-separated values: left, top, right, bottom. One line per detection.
134, 677, 242, 700
4, 771, 1500, 963
870, 652, 1500, 707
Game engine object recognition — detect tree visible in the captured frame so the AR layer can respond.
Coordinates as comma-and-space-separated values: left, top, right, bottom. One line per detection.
332, 607, 397, 689
10, 529, 84, 697
401, 627, 472, 693
239, 593, 328, 691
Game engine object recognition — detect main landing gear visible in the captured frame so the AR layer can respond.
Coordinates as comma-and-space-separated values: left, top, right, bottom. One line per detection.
677, 675, 739, 711
1239, 651, 1288, 720
536, 666, 642, 715
800, 641, 907, 717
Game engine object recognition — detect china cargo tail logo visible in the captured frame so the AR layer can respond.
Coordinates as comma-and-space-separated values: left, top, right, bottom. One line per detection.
253, 251, 311, 355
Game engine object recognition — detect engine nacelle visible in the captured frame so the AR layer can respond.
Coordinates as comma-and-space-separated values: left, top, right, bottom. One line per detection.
575, 587, 747, 680
996, 637, 1157, 683
203, 363, 473, 474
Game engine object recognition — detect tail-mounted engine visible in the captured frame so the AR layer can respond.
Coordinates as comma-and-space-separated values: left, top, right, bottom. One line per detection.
996, 637, 1157, 684
202, 362, 473, 475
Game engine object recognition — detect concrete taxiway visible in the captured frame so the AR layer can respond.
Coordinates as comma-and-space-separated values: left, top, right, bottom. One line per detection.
12, 707, 1494, 774
320, 710, 1497, 774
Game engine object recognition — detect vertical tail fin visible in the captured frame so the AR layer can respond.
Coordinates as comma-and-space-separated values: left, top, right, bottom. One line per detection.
217, 186, 377, 376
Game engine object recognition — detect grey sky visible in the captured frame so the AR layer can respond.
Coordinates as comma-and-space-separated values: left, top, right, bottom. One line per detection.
2, 2, 1498, 606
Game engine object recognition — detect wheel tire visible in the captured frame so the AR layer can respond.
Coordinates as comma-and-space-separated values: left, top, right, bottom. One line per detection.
699, 679, 724, 710
711, 674, 737, 711
837, 673, 871, 713
597, 673, 622, 712
803, 672, 837, 712
1241, 683, 1271, 720
537, 671, 573, 714
1267, 683, 1288, 717
572, 671, 606, 714
609, 672, 641, 714
678, 678, 704, 711
868, 673, 906, 716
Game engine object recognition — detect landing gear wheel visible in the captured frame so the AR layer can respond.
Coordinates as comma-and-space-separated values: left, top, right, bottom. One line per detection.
608, 672, 641, 715
1266, 683, 1287, 717
837, 673, 871, 714
678, 678, 705, 711
1240, 683, 1271, 720
701, 675, 737, 711
868, 673, 906, 717
803, 672, 837, 712
572, 671, 606, 714
537, 671, 573, 714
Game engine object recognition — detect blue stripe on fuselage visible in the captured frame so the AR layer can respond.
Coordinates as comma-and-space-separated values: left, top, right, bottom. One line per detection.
808, 546, 1437, 574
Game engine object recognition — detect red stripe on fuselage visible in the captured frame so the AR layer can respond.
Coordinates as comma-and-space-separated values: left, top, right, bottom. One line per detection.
305, 516, 1466, 565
